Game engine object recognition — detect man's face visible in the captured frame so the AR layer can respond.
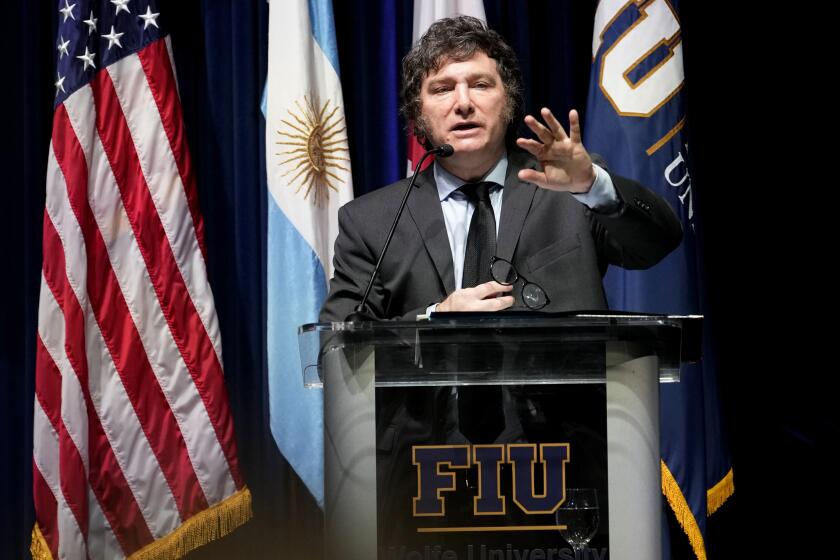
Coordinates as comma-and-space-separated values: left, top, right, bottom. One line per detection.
418, 51, 509, 166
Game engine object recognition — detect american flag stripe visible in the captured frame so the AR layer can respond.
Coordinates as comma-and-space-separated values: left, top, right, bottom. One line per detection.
40, 214, 91, 480
86, 487, 124, 560
107, 54, 223, 365
94, 57, 243, 492
138, 38, 207, 261
32, 334, 78, 547
38, 272, 91, 545
35, 293, 90, 546
38, 262, 144, 555
43, 148, 158, 552
53, 100, 211, 522
58, 401, 89, 541
34, 335, 63, 433
37, 5, 250, 556
33, 377, 90, 559
84, 310, 181, 541
33, 398, 88, 560
41, 199, 171, 547
82, 70, 238, 505
67, 79, 237, 507
33, 462, 60, 559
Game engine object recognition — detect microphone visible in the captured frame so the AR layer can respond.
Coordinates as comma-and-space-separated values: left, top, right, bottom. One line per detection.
347, 144, 454, 322
435, 144, 454, 158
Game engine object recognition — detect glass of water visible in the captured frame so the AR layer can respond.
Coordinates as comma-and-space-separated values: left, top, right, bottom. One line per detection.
555, 488, 599, 552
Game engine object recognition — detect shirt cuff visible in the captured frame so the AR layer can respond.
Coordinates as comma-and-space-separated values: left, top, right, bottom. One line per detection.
571, 164, 620, 211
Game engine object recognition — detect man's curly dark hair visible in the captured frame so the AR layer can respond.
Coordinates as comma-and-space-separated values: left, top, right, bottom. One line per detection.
400, 16, 524, 146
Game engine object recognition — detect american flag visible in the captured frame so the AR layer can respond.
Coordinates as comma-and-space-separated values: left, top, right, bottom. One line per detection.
33, 2, 251, 559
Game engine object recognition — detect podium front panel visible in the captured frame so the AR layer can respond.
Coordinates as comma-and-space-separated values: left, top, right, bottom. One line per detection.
309, 315, 692, 560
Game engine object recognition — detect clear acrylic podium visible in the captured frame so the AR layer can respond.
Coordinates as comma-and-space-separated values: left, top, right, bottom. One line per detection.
299, 313, 697, 560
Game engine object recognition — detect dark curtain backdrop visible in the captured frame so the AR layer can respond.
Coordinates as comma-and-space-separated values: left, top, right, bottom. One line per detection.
3, 2, 833, 559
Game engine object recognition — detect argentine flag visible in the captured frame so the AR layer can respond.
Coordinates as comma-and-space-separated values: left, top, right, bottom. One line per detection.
265, 0, 353, 506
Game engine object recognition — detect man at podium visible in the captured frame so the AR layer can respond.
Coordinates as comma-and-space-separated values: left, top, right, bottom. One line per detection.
318, 15, 682, 553
321, 15, 681, 323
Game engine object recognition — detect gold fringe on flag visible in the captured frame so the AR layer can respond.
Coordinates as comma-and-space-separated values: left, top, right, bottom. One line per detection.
30, 522, 53, 560
31, 487, 252, 560
706, 467, 735, 516
661, 460, 707, 560
130, 486, 252, 560
661, 460, 736, 560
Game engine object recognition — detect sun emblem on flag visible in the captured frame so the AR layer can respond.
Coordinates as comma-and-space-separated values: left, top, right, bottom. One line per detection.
275, 96, 350, 206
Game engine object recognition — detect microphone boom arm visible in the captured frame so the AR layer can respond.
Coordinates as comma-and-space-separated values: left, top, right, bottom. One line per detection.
351, 145, 453, 320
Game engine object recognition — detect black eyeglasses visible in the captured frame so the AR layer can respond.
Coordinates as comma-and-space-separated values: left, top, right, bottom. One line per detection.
490, 256, 550, 310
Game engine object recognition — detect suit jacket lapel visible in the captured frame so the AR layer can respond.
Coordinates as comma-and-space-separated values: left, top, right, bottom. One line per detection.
497, 150, 538, 263
407, 169, 456, 294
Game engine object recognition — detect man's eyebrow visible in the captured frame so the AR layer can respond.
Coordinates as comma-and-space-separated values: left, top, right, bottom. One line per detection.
425, 72, 497, 86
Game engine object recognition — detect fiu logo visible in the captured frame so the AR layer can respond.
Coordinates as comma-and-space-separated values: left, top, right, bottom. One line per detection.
412, 444, 569, 517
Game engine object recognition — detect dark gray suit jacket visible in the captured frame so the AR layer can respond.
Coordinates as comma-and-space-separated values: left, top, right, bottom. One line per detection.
321, 149, 682, 321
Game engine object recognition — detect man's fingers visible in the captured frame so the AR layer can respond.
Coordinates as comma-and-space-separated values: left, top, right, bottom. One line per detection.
469, 295, 514, 311
517, 169, 551, 188
472, 281, 513, 298
439, 283, 515, 312
541, 107, 567, 140
488, 295, 514, 310
515, 137, 544, 157
523, 114, 555, 145
568, 109, 582, 144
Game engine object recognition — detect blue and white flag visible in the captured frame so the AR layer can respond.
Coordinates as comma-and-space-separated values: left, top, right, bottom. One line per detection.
264, 0, 353, 506
585, 1, 732, 558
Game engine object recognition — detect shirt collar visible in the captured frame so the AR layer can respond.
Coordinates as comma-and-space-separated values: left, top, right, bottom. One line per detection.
433, 151, 508, 202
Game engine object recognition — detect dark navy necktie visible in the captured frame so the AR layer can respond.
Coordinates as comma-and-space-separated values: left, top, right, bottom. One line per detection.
459, 182, 496, 288
457, 181, 504, 443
